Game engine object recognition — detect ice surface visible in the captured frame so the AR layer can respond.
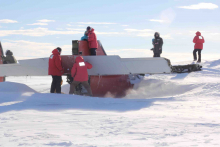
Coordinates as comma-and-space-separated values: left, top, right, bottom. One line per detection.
1, 59, 220, 146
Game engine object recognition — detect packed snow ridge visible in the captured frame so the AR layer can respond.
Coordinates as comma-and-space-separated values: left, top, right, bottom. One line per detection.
1, 59, 220, 146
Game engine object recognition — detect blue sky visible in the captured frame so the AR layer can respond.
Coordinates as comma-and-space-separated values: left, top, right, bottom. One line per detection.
0, 0, 219, 61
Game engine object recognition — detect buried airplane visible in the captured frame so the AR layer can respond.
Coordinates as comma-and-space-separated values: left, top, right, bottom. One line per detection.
0, 40, 194, 98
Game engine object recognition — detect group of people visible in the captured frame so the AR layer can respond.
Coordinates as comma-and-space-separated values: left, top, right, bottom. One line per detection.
151, 31, 205, 63
48, 26, 98, 96
0, 26, 205, 96
48, 47, 93, 96
48, 27, 205, 96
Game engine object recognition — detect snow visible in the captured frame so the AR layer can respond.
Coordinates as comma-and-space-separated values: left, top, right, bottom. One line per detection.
0, 82, 36, 93
1, 59, 220, 146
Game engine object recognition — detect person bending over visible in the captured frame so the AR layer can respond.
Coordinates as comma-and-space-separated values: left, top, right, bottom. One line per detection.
69, 56, 93, 96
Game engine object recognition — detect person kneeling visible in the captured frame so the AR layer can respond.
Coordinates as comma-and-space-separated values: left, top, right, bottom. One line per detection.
69, 56, 93, 96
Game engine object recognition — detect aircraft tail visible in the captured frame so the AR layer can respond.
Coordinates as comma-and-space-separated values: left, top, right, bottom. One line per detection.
0, 42, 5, 82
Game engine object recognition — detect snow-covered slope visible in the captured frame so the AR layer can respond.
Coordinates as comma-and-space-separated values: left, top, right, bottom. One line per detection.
1, 59, 220, 147
0, 82, 36, 93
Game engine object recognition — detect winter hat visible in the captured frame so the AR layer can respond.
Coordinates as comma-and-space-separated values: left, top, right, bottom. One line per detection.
196, 31, 201, 36
87, 26, 91, 31
154, 32, 160, 38
57, 47, 62, 52
5, 50, 13, 56
5, 50, 9, 55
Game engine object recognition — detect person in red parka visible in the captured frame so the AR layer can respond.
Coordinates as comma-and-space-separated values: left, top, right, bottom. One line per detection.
48, 47, 64, 93
87, 26, 98, 56
69, 56, 93, 96
193, 31, 205, 63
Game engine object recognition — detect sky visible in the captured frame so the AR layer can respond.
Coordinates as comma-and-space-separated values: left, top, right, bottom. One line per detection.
0, 0, 220, 62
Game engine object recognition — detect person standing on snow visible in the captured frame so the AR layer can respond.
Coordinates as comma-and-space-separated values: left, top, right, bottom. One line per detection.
69, 56, 93, 96
193, 31, 205, 63
48, 47, 64, 94
87, 26, 98, 55
152, 32, 163, 57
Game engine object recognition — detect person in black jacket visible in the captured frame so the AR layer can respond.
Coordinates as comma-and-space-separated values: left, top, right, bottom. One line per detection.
152, 32, 163, 57
2, 50, 17, 64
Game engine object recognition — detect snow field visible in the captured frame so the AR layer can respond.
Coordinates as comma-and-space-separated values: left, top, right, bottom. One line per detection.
0, 59, 220, 146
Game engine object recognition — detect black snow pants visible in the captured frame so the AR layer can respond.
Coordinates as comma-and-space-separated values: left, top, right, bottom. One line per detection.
90, 48, 97, 56
193, 49, 202, 62
50, 76, 62, 93
153, 53, 161, 57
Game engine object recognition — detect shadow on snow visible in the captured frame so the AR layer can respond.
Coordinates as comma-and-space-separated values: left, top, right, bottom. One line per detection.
0, 92, 175, 113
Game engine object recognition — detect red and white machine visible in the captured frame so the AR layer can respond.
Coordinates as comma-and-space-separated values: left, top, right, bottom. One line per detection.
0, 41, 172, 97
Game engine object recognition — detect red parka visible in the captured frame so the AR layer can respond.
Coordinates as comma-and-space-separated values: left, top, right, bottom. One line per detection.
48, 49, 63, 76
193, 31, 205, 49
71, 56, 93, 82
88, 28, 98, 49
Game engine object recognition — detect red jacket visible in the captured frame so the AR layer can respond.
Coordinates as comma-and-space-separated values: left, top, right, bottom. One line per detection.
88, 28, 98, 49
48, 49, 63, 76
193, 31, 205, 49
71, 56, 93, 82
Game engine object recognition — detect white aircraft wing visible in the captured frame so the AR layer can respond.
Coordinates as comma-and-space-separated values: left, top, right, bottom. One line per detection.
83, 56, 171, 75
0, 58, 49, 76
0, 56, 171, 76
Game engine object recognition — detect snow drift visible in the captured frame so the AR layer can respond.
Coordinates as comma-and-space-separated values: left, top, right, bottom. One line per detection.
61, 77, 196, 99
0, 82, 36, 93
0, 82, 170, 113
126, 79, 196, 99
1, 59, 220, 147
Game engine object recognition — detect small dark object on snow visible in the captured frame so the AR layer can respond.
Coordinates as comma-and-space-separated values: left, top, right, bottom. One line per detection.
172, 64, 202, 73
138, 74, 145, 77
